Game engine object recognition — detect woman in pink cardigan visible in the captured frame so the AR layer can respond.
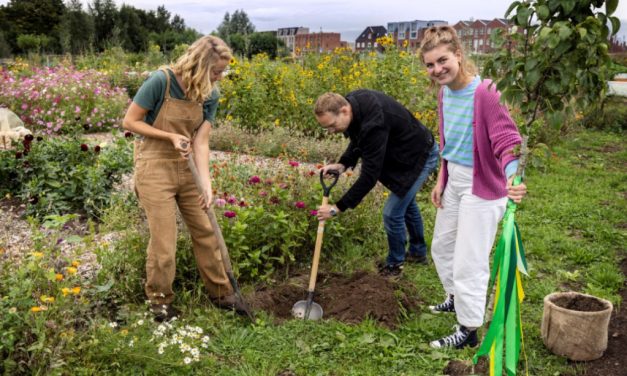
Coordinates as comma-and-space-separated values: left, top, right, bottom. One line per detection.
420, 26, 527, 349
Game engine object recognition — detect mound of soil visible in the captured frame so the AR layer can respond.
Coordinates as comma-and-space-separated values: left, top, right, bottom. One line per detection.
443, 357, 489, 376
247, 270, 418, 328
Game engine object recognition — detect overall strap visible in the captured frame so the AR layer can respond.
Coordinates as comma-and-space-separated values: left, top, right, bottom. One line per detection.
160, 68, 172, 99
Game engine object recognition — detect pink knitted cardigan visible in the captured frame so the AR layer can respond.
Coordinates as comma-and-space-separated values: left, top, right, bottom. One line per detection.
437, 79, 521, 199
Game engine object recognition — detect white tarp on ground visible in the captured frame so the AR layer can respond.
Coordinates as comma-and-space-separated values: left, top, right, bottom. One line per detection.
0, 108, 31, 148
608, 81, 627, 97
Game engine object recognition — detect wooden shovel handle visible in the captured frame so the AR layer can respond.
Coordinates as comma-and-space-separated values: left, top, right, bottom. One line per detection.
184, 152, 233, 273
308, 196, 328, 292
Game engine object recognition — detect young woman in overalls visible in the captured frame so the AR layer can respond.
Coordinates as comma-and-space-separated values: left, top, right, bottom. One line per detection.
123, 35, 243, 321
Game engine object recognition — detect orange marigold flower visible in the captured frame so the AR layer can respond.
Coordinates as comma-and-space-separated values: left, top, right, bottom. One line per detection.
71, 287, 81, 295
61, 288, 71, 296
71, 260, 80, 267
66, 267, 77, 275
31, 306, 47, 312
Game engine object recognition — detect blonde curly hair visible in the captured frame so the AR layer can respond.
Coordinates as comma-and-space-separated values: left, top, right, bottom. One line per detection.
171, 35, 232, 103
419, 26, 477, 83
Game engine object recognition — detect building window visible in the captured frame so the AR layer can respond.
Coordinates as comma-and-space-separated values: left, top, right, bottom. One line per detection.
410, 32, 417, 39
399, 32, 405, 39
374, 42, 378, 47
367, 42, 372, 48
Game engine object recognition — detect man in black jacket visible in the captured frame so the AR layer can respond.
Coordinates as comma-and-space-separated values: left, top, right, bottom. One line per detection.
315, 90, 439, 276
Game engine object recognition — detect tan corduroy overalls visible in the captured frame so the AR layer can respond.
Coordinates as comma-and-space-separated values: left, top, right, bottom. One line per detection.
134, 68, 232, 305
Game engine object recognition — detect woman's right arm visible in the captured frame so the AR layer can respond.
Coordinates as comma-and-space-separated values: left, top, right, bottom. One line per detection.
123, 103, 190, 155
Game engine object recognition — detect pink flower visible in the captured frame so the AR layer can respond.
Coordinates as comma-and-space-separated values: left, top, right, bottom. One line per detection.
295, 201, 306, 209
259, 191, 268, 197
21, 103, 28, 110
279, 183, 289, 189
248, 175, 261, 184
264, 178, 273, 185
226, 195, 237, 204
224, 211, 236, 218
289, 160, 299, 167
238, 200, 247, 207
310, 210, 318, 216
75, 106, 81, 113
214, 198, 226, 207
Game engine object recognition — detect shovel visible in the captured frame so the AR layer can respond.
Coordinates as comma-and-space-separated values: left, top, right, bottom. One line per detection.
182, 144, 255, 321
292, 169, 340, 320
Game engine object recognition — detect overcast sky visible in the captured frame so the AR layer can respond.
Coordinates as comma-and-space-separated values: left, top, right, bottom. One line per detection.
2, 0, 626, 41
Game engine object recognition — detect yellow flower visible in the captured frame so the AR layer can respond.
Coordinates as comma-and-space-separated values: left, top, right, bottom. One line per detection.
31, 306, 47, 312
71, 260, 80, 267
61, 288, 71, 297
55, 273, 64, 281
40, 295, 55, 303
383, 191, 389, 198
274, 119, 281, 127
66, 267, 77, 275
32, 252, 44, 259
71, 287, 81, 295
120, 329, 129, 336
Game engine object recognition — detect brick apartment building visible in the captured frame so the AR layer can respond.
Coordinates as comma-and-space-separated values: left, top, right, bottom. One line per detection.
295, 32, 342, 53
277, 27, 309, 53
355, 26, 387, 51
453, 18, 510, 54
387, 20, 447, 50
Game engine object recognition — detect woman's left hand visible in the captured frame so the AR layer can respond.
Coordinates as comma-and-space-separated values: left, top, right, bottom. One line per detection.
506, 176, 527, 203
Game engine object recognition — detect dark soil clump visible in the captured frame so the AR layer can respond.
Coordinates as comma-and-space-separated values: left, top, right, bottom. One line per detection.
443, 357, 489, 376
553, 295, 608, 312
248, 270, 418, 328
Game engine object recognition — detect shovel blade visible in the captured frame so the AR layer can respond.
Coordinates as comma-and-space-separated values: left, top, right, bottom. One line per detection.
292, 300, 323, 320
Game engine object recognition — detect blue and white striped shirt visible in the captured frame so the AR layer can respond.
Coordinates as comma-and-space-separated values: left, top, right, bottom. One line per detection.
441, 76, 481, 167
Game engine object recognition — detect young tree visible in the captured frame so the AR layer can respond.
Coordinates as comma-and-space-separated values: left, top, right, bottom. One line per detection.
485, 0, 620, 137
64, 0, 95, 54
248, 32, 285, 59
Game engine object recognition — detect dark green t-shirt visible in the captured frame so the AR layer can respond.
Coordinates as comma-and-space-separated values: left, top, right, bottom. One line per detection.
132, 69, 220, 125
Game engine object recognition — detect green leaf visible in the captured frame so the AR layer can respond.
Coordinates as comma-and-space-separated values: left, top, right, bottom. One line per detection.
609, 16, 620, 36
562, 0, 576, 14
536, 5, 550, 20
358, 333, 376, 345
558, 25, 573, 40
539, 26, 552, 39
606, 0, 618, 16
505, 1, 522, 17
517, 8, 531, 27
578, 27, 587, 39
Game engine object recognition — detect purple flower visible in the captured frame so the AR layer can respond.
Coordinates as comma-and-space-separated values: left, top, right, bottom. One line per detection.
269, 196, 280, 205
238, 200, 247, 207
248, 175, 261, 184
310, 210, 318, 216
226, 195, 237, 204
224, 210, 236, 218
289, 160, 299, 167
295, 201, 306, 209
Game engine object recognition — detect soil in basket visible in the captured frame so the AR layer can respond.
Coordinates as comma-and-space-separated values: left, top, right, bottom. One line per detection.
553, 295, 607, 312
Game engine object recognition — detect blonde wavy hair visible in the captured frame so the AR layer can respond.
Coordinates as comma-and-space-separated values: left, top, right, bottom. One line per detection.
170, 35, 232, 103
419, 25, 477, 84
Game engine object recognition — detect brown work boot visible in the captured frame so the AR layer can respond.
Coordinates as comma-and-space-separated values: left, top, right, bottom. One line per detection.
211, 294, 250, 316
150, 303, 180, 322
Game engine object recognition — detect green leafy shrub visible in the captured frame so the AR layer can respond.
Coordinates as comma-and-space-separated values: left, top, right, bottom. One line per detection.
0, 133, 133, 219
